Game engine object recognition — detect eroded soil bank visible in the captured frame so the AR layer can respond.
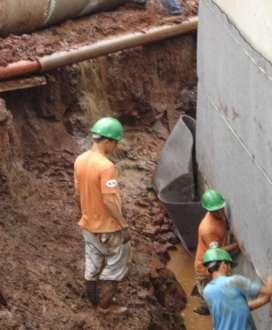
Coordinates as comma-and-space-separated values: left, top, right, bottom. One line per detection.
0, 34, 196, 329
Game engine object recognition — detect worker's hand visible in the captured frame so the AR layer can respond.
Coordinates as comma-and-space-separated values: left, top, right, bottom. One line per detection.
264, 276, 272, 296
122, 228, 131, 244
232, 242, 240, 252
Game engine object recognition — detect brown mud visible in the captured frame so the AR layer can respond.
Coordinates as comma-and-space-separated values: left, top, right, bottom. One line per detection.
0, 0, 197, 66
0, 31, 197, 329
168, 246, 212, 329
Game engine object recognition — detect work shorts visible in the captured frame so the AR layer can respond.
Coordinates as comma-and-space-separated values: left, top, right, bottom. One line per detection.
82, 229, 131, 281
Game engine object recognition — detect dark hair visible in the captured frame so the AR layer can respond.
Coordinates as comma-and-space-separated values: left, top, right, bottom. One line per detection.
92, 135, 106, 143
207, 261, 222, 274
207, 261, 230, 274
92, 134, 116, 143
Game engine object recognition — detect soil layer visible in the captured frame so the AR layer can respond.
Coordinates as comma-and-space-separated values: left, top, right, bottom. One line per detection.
0, 32, 197, 329
0, 0, 197, 66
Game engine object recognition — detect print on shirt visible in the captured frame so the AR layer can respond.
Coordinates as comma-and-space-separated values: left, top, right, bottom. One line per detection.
105, 179, 118, 188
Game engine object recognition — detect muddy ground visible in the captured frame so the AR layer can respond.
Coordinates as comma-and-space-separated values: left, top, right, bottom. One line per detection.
0, 0, 197, 66
0, 26, 197, 330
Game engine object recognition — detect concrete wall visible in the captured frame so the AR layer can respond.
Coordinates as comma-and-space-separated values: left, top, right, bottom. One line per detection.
196, 0, 272, 328
214, 0, 272, 65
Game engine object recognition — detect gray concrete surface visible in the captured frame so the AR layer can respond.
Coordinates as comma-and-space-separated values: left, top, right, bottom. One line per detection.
197, 0, 272, 328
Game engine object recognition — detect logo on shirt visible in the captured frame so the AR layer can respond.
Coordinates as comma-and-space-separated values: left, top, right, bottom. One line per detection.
106, 179, 118, 188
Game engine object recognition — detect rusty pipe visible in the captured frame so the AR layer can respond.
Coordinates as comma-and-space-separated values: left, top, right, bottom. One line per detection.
0, 17, 198, 81
40, 17, 198, 71
0, 61, 41, 81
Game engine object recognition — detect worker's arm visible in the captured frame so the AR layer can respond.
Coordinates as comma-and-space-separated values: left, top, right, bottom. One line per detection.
248, 294, 270, 310
101, 165, 129, 231
202, 232, 240, 252
232, 275, 272, 311
103, 193, 128, 229
202, 233, 239, 252
74, 190, 80, 209
74, 161, 81, 209
222, 242, 240, 252
248, 277, 272, 310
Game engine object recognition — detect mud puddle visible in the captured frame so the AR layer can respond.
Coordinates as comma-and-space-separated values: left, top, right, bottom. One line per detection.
167, 245, 212, 330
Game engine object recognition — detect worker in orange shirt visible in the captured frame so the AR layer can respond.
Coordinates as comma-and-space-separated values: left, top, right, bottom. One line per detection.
193, 189, 239, 315
74, 117, 130, 315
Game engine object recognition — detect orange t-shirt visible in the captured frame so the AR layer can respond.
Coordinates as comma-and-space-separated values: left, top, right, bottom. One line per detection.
74, 150, 123, 233
194, 212, 228, 275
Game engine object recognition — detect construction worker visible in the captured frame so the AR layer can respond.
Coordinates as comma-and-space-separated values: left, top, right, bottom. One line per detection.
74, 117, 130, 315
202, 246, 272, 330
193, 189, 239, 315
161, 0, 183, 15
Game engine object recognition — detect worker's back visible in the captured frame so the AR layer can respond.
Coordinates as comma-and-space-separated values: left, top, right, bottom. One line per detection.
194, 212, 227, 275
204, 275, 258, 330
74, 150, 121, 233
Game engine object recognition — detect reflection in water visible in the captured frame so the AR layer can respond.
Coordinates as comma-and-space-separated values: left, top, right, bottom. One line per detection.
167, 245, 212, 330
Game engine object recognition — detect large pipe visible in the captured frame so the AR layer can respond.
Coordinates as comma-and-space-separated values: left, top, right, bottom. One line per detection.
0, 0, 130, 37
0, 17, 198, 81
44, 0, 128, 26
40, 17, 198, 71
0, 0, 49, 36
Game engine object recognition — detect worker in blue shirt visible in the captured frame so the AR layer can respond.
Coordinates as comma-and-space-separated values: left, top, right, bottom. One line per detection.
202, 246, 272, 330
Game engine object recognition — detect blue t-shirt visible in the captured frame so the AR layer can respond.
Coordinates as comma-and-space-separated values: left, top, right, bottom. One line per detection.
203, 275, 261, 330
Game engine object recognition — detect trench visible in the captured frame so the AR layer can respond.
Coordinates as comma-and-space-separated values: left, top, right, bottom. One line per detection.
0, 28, 209, 329
167, 246, 212, 330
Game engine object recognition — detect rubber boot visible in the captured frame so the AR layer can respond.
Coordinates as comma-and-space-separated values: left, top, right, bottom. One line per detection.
193, 302, 210, 316
0, 291, 7, 307
98, 280, 127, 315
86, 280, 98, 306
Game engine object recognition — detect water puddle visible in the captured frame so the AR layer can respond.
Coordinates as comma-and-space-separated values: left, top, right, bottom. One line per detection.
167, 245, 212, 330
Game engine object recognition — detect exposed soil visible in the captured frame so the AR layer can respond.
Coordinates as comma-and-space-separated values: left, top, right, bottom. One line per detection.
0, 27, 197, 329
0, 108, 186, 329
0, 0, 197, 66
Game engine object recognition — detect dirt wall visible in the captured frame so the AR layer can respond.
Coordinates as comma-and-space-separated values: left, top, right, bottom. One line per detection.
0, 34, 196, 329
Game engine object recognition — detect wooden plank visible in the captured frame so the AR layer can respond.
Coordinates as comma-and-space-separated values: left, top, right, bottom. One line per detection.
0, 76, 47, 93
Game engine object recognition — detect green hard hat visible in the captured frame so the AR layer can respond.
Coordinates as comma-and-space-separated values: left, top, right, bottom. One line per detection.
203, 247, 233, 266
201, 189, 225, 211
90, 117, 124, 141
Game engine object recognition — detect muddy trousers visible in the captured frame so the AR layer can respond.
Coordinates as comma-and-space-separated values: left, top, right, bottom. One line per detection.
83, 230, 130, 306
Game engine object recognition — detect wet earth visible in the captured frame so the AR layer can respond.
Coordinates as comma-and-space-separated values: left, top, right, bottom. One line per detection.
168, 246, 212, 329
0, 107, 187, 329
0, 0, 198, 66
0, 6, 199, 327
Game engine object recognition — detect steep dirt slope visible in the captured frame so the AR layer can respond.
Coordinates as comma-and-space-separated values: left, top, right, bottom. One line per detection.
0, 33, 196, 329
